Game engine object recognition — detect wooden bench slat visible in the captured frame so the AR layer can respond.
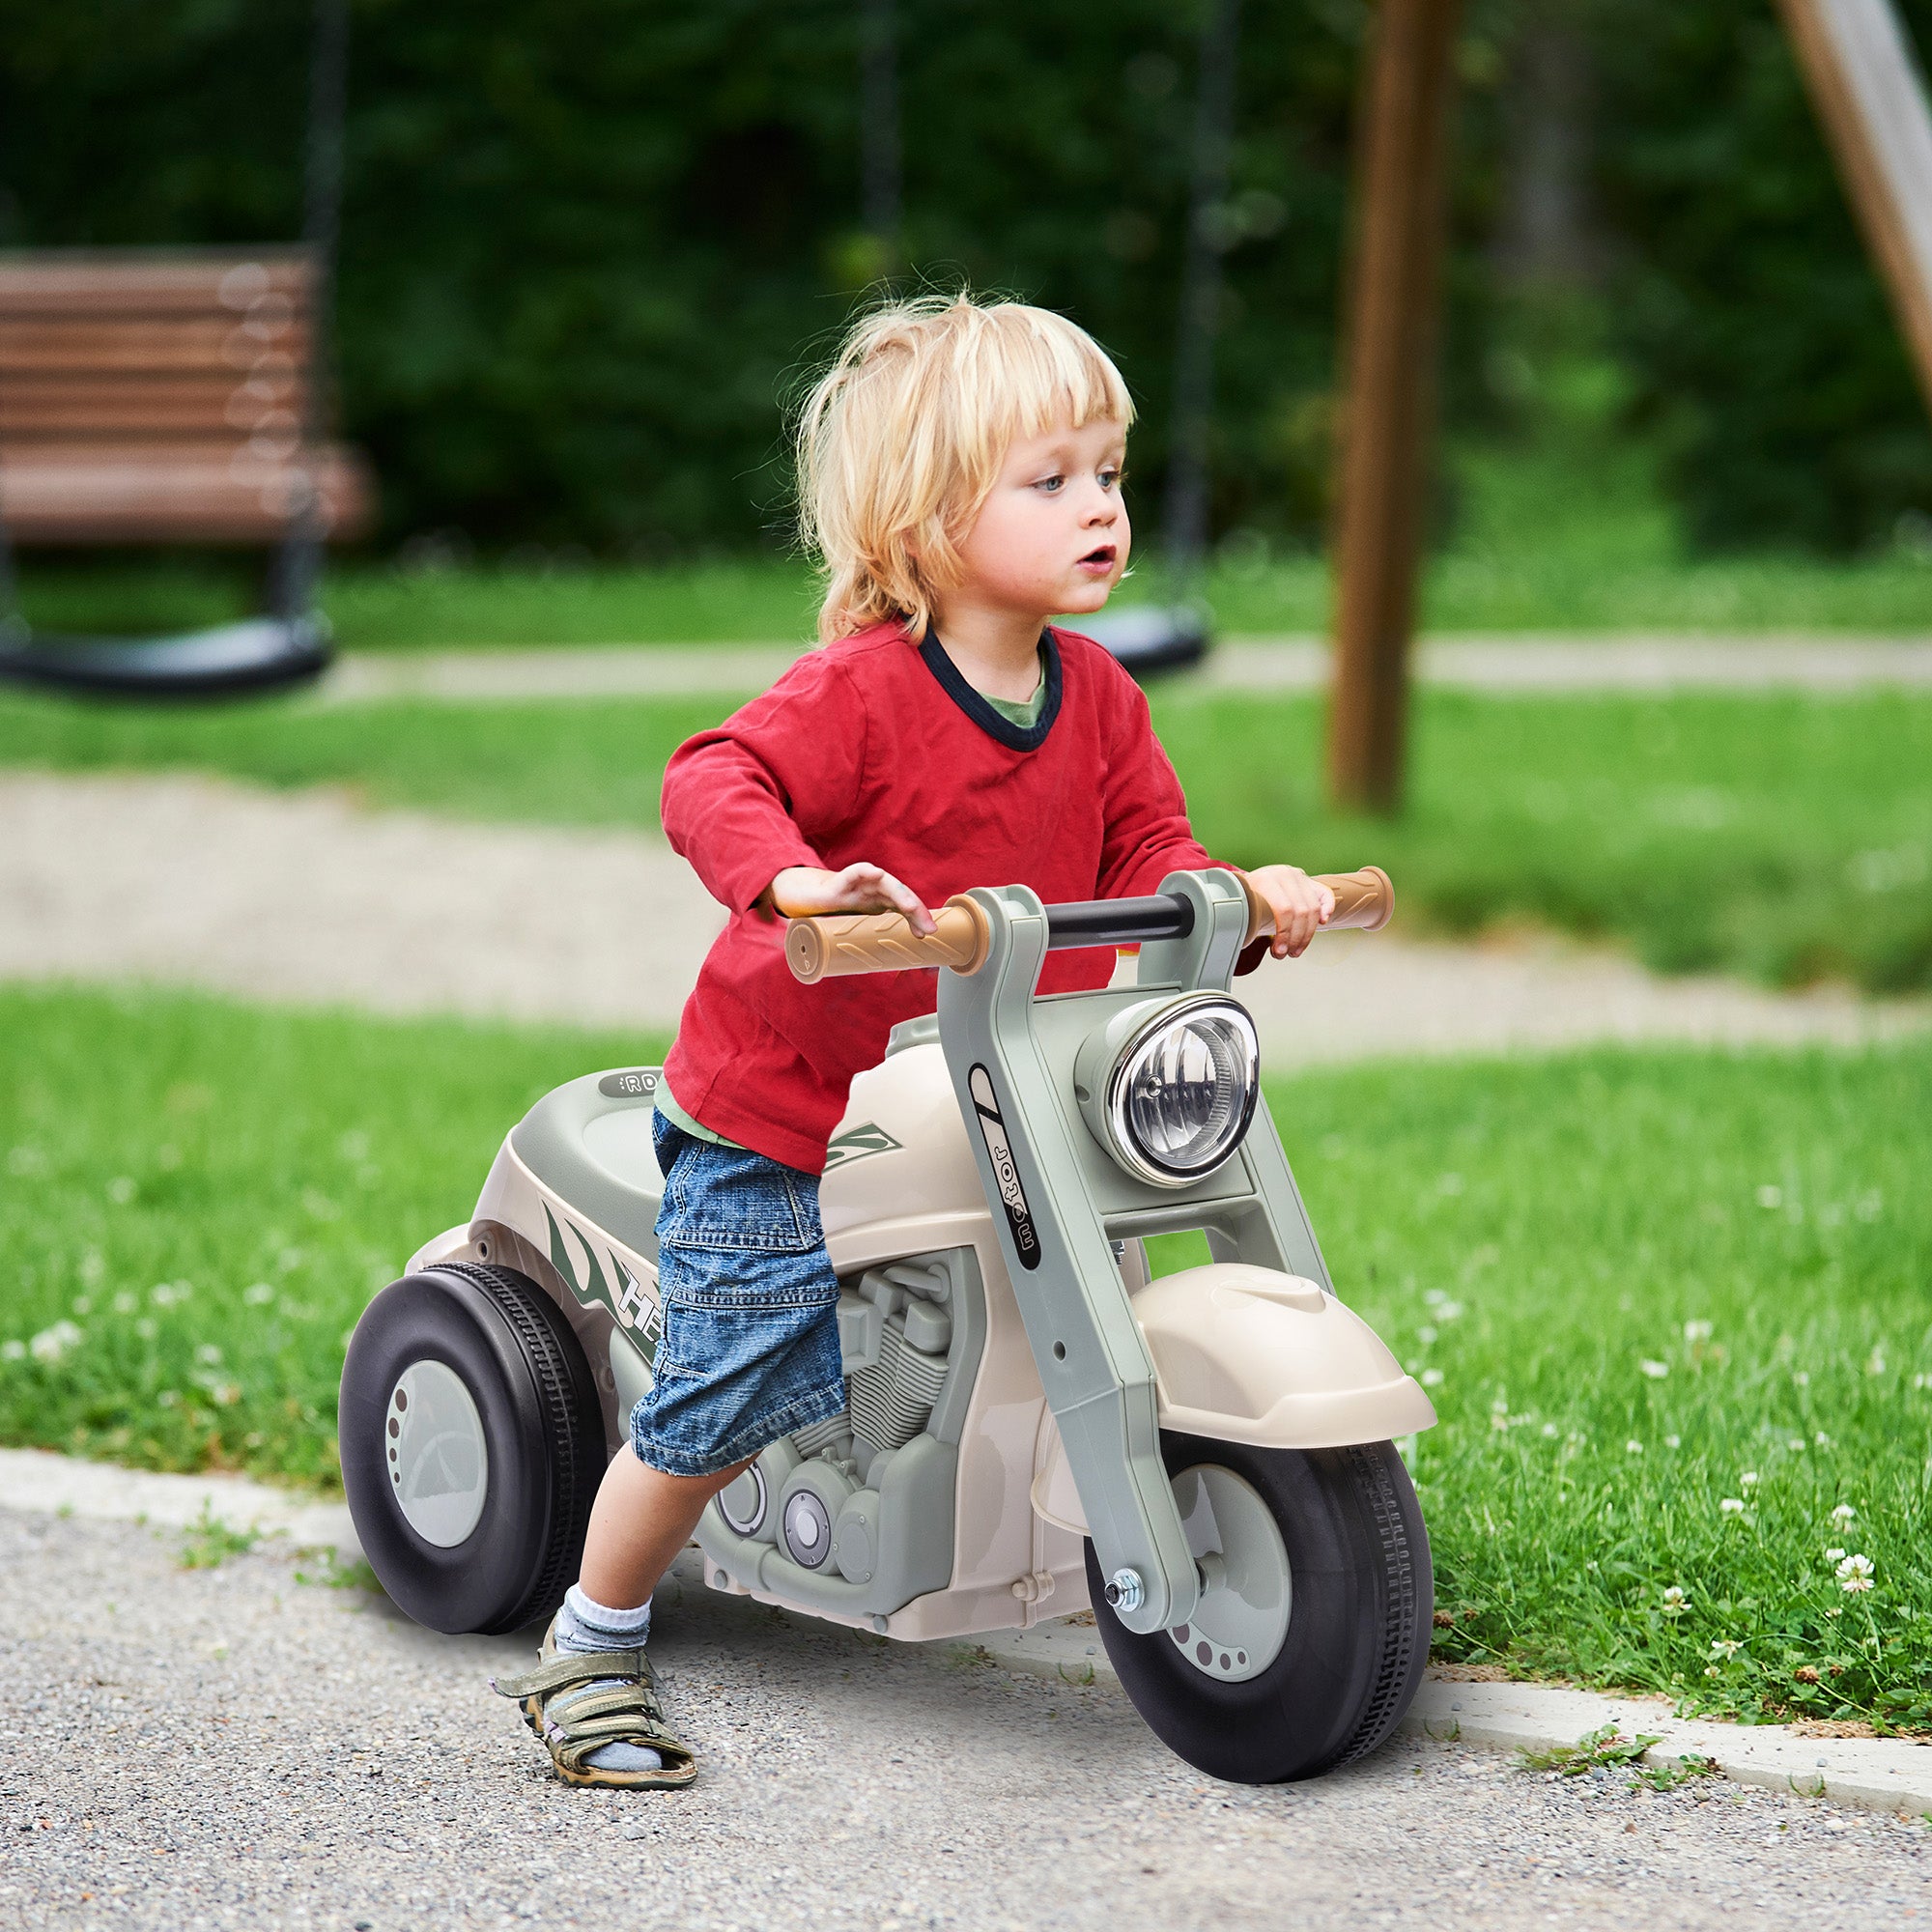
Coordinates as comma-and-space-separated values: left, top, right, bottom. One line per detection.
0, 252, 312, 317
0, 316, 308, 376
0, 443, 372, 544
0, 375, 303, 439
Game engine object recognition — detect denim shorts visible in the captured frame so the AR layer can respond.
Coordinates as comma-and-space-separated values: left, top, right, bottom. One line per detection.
628, 1113, 848, 1479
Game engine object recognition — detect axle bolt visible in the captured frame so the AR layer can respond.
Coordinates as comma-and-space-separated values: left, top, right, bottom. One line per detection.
1104, 1568, 1145, 1614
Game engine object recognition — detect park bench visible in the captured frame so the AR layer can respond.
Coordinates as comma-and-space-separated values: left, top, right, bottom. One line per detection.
0, 247, 371, 548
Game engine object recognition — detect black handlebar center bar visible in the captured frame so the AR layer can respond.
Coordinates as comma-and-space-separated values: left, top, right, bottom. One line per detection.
1044, 893, 1195, 950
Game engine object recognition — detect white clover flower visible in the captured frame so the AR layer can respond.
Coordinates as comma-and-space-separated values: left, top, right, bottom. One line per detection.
1639, 1359, 1670, 1380
1664, 1434, 1682, 1449
1740, 1471, 1759, 1488
1684, 1320, 1715, 1343
1417, 1324, 1438, 1345
29, 1320, 83, 1364
1867, 1350, 1888, 1377
1720, 1497, 1747, 1516
1815, 1431, 1833, 1449
1836, 1553, 1876, 1593
134, 1318, 156, 1340
1826, 1547, 1846, 1561
1435, 1300, 1464, 1322
1788, 1436, 1806, 1452
1662, 1586, 1690, 1617
1627, 1439, 1644, 1455
0, 1339, 23, 1362
1424, 1287, 1448, 1308
242, 1283, 275, 1307
1831, 1503, 1857, 1525
194, 1343, 222, 1366
1422, 1368, 1444, 1387
1710, 1638, 1743, 1660
1542, 1422, 1559, 1438
1794, 1371, 1810, 1387
1916, 1373, 1932, 1390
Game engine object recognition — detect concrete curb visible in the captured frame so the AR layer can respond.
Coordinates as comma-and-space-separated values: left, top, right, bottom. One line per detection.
8, 1446, 1929, 1819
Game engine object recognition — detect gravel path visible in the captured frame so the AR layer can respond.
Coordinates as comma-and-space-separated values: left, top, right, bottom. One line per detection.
6, 1507, 1930, 1932
4, 770, 1924, 1061
315, 635, 1932, 703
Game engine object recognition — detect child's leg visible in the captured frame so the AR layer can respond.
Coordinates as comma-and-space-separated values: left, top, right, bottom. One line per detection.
511, 1117, 847, 1784
578, 1445, 750, 1609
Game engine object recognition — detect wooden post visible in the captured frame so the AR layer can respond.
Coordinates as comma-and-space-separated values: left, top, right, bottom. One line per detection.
1776, 0, 1932, 418
1326, 0, 1463, 814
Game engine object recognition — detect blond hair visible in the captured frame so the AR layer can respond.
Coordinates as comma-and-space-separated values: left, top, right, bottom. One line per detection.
795, 293, 1134, 644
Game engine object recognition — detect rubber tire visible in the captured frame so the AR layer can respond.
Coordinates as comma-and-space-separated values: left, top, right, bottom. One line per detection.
340, 1263, 605, 1635
1086, 1434, 1433, 1784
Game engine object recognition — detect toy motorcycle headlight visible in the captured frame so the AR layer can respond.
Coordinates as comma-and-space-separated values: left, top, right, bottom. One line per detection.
1086, 996, 1261, 1188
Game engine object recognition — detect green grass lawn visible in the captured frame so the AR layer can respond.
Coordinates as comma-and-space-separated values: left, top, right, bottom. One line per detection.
3, 981, 1928, 1729
5, 683, 1929, 993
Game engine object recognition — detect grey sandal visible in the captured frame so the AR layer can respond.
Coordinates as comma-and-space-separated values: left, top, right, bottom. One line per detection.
493, 1618, 697, 1789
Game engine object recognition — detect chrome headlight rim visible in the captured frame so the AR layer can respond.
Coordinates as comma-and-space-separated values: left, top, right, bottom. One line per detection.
1101, 993, 1261, 1189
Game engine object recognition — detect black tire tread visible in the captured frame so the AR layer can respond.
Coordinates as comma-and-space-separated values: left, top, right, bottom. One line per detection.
1322, 1442, 1424, 1771
429, 1261, 601, 1633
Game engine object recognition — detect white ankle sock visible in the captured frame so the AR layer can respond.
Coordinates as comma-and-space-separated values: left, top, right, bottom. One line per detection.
553, 1585, 660, 1773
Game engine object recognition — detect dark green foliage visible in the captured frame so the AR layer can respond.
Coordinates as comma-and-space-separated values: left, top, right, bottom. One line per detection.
2, 0, 1928, 553
0, 0, 1364, 551
1587, 0, 1932, 552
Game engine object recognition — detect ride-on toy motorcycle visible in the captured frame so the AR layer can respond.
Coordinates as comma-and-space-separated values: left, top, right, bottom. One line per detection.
341, 866, 1435, 1784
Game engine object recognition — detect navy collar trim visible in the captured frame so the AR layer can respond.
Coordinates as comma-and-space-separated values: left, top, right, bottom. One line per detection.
915, 625, 1063, 752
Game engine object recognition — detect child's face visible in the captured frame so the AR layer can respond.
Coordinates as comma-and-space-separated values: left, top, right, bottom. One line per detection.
950, 415, 1129, 622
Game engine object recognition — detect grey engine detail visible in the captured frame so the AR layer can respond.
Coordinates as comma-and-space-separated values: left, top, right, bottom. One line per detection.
696, 1249, 985, 1620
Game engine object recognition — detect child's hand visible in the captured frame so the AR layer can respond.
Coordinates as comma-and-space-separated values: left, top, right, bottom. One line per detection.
1244, 864, 1335, 959
768, 864, 939, 935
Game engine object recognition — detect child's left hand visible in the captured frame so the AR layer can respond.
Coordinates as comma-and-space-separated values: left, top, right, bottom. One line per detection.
1243, 865, 1335, 959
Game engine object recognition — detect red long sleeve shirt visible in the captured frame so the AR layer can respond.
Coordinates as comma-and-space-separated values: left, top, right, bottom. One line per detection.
659, 620, 1216, 1173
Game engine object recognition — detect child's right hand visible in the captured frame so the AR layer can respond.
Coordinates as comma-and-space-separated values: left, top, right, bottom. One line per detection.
767, 864, 939, 935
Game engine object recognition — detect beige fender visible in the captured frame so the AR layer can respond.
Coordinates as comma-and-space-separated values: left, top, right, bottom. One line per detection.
1031, 1263, 1436, 1535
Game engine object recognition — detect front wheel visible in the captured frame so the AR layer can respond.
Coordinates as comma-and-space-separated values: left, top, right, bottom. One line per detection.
1086, 1435, 1432, 1784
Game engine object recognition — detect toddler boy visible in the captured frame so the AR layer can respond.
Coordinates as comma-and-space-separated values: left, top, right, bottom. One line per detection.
497, 295, 1332, 1785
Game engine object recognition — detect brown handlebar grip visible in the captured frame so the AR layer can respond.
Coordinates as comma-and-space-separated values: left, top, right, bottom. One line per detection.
1317, 866, 1395, 932
1239, 866, 1395, 941
785, 895, 992, 983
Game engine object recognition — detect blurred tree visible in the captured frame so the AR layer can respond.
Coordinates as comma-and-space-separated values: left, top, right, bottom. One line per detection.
1587, 0, 1932, 552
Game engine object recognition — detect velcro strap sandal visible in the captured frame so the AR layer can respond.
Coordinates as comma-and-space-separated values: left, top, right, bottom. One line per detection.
492, 1619, 697, 1789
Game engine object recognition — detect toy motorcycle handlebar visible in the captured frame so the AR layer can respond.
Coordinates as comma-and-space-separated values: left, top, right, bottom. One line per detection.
783, 867, 1393, 983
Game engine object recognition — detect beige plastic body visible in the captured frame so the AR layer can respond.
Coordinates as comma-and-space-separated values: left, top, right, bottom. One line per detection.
434, 1037, 1431, 1644
1032, 1262, 1436, 1537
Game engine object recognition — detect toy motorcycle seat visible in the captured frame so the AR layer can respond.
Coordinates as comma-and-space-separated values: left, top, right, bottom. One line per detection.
507, 1068, 668, 1264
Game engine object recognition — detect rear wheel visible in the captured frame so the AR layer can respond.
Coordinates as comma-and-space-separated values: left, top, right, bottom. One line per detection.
1086, 1434, 1431, 1784
341, 1263, 605, 1634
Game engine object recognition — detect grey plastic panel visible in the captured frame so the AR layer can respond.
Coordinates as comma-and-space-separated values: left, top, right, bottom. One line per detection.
694, 1245, 986, 1620
508, 1067, 667, 1264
